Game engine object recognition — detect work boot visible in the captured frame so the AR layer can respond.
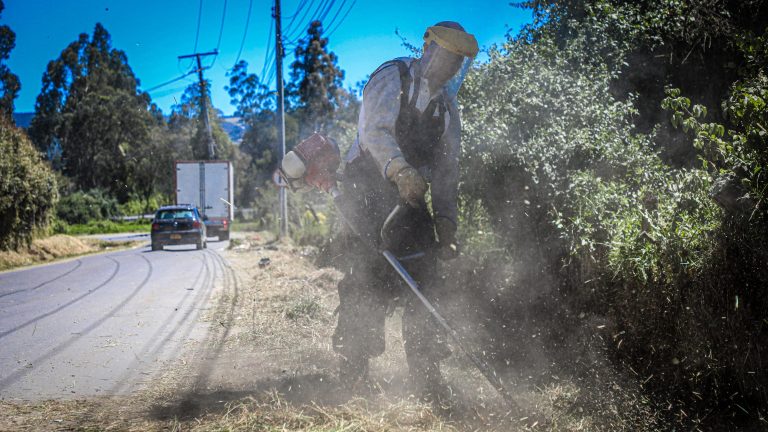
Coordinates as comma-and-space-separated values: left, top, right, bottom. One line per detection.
338, 355, 370, 391
409, 361, 453, 407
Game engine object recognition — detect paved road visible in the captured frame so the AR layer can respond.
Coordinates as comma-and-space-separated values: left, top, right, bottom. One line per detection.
0, 240, 230, 400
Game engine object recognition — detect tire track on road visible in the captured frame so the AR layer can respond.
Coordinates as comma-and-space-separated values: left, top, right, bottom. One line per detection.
109, 253, 213, 395
0, 257, 121, 340
190, 249, 241, 391
0, 260, 83, 300
0, 254, 155, 391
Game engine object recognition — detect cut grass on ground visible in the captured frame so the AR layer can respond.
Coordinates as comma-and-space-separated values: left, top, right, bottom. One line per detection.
0, 394, 454, 432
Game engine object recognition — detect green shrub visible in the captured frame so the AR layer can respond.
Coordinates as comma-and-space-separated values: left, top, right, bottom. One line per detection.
457, 7, 768, 424
50, 217, 70, 234
285, 296, 322, 320
59, 219, 151, 235
117, 193, 165, 216
243, 182, 336, 247
56, 189, 118, 224
0, 118, 58, 250
289, 195, 335, 246
662, 72, 768, 215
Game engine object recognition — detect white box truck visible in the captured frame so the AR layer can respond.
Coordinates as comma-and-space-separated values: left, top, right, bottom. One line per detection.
175, 160, 234, 241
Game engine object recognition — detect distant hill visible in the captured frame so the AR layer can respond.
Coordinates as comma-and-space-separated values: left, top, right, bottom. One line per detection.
13, 112, 34, 129
219, 116, 245, 145
12, 111, 246, 145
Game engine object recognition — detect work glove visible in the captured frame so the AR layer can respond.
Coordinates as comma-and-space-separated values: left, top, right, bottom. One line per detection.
435, 217, 459, 260
387, 157, 428, 208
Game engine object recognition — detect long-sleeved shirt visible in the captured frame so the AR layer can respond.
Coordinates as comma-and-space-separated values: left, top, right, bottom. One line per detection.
345, 57, 460, 225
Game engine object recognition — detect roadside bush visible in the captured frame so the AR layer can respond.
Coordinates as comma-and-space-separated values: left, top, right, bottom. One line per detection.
58, 219, 150, 235
56, 189, 118, 224
289, 194, 335, 246
0, 118, 58, 250
117, 193, 165, 217
662, 72, 768, 216
458, 7, 767, 426
243, 183, 280, 231
244, 181, 337, 247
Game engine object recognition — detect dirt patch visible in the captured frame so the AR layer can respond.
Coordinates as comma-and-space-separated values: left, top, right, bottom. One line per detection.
0, 234, 139, 271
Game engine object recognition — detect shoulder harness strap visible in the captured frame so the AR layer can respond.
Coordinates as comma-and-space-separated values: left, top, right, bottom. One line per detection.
364, 59, 412, 111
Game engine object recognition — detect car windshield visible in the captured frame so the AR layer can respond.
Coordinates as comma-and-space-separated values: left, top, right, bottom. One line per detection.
157, 210, 195, 220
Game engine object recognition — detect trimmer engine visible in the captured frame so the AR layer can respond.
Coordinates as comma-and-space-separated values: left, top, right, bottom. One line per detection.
278, 133, 340, 193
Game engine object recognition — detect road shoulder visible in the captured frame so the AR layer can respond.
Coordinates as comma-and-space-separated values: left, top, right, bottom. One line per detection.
0, 234, 145, 273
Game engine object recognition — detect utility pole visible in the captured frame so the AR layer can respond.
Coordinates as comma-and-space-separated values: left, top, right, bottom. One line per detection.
273, 0, 288, 237
178, 50, 218, 160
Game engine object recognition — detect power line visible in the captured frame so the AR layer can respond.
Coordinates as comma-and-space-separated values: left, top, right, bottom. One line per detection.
145, 70, 198, 93
215, 0, 228, 50
317, 0, 337, 24
323, 0, 347, 32
150, 84, 191, 99
209, 0, 229, 67
193, 0, 204, 53
282, 0, 313, 43
283, 0, 310, 29
325, 0, 355, 37
265, 61, 276, 87
283, 0, 328, 43
261, 44, 275, 82
231, 0, 254, 68
260, 16, 276, 81
283, 0, 346, 50
265, 0, 348, 88
182, 0, 206, 71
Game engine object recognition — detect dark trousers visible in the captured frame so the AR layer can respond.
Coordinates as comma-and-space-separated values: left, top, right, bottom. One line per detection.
331, 230, 450, 377
332, 153, 450, 378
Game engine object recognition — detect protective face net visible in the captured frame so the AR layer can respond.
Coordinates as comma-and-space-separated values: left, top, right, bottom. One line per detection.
444, 56, 473, 98
420, 25, 478, 97
421, 41, 466, 92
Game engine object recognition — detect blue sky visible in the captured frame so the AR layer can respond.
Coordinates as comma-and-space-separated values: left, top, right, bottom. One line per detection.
3, 0, 532, 116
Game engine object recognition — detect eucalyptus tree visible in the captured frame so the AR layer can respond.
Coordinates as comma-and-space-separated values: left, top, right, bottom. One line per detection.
288, 20, 346, 136
0, 0, 20, 120
29, 23, 154, 201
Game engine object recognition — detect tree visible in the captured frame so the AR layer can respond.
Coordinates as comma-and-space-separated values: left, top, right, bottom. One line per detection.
226, 60, 278, 172
126, 104, 174, 212
28, 23, 154, 201
288, 20, 345, 136
518, 0, 768, 164
227, 60, 274, 117
0, 117, 57, 250
226, 60, 299, 207
0, 0, 20, 120
171, 80, 238, 162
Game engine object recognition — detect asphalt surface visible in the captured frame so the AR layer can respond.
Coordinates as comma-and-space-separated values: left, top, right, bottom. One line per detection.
0, 239, 230, 401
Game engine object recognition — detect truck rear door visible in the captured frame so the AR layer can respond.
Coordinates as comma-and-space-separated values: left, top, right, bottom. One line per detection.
176, 162, 201, 209
203, 162, 231, 220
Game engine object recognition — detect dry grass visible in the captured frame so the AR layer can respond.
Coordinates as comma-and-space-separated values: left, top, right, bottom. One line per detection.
0, 394, 455, 432
0, 234, 139, 271
184, 395, 457, 431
